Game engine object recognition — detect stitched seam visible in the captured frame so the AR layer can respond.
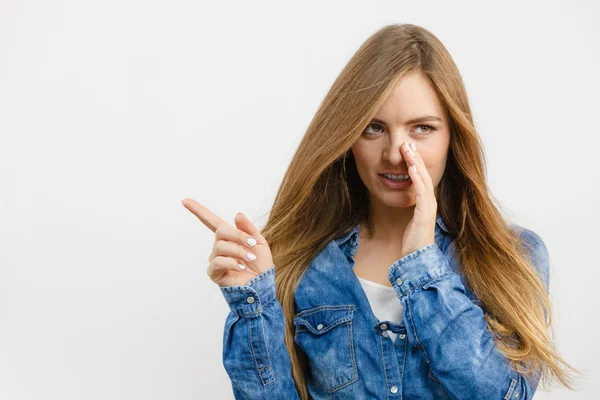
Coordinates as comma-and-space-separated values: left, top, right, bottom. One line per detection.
346, 322, 359, 388
295, 304, 356, 317
400, 335, 408, 387
294, 315, 353, 334
240, 295, 278, 318
246, 266, 275, 287
406, 295, 430, 363
397, 273, 449, 299
318, 322, 358, 393
248, 318, 274, 386
262, 296, 276, 308
260, 316, 275, 385
248, 318, 263, 385
396, 242, 437, 266
504, 378, 518, 399
377, 329, 390, 400
220, 266, 275, 292
293, 305, 356, 334
311, 321, 359, 394
429, 368, 441, 383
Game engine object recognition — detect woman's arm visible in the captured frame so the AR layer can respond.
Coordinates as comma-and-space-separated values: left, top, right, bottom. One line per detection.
389, 228, 550, 400
220, 265, 301, 400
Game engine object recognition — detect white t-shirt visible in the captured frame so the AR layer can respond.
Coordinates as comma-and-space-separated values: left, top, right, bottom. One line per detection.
356, 276, 404, 343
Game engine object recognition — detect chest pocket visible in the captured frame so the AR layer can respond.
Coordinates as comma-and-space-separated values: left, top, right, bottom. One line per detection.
293, 304, 358, 393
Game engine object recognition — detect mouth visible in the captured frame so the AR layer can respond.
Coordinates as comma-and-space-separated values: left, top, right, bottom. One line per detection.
379, 173, 410, 180
378, 173, 412, 189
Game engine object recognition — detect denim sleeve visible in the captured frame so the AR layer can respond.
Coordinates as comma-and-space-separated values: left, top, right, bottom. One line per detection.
388, 229, 550, 400
219, 265, 301, 399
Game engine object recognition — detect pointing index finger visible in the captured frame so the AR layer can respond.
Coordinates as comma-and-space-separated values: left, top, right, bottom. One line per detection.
181, 198, 228, 233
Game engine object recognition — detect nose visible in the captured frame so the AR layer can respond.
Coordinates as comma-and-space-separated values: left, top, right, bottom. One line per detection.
382, 136, 409, 165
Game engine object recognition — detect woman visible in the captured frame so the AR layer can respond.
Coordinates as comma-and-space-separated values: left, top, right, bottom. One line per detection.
182, 24, 579, 399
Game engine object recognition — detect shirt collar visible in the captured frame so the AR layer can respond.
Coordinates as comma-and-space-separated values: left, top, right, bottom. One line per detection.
334, 213, 449, 249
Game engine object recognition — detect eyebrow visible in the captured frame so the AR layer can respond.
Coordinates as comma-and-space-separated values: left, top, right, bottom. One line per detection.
371, 115, 442, 125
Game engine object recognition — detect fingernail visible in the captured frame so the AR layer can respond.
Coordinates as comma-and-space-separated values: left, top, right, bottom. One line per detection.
246, 237, 257, 247
405, 142, 415, 157
413, 165, 417, 173
246, 252, 257, 261
238, 263, 246, 270
410, 142, 416, 152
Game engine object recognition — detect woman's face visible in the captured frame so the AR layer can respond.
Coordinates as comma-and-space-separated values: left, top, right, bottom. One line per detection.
351, 70, 451, 209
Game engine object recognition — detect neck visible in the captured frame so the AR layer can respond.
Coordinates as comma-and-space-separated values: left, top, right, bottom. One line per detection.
361, 201, 416, 244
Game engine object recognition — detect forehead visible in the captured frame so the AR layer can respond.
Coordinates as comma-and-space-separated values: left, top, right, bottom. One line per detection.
376, 71, 446, 122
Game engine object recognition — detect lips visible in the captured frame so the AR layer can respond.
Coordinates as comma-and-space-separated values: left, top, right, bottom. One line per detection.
379, 174, 412, 189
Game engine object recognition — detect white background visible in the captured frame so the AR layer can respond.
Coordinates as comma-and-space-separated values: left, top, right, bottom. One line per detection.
1, 0, 598, 399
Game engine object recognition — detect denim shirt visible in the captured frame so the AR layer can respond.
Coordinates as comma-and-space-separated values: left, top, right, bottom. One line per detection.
219, 215, 550, 399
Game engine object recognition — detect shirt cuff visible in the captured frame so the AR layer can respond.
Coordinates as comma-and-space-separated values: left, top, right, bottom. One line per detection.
219, 264, 277, 317
388, 243, 452, 298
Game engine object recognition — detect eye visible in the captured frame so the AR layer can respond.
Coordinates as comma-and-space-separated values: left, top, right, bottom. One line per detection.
362, 123, 384, 136
413, 125, 436, 135
362, 123, 437, 137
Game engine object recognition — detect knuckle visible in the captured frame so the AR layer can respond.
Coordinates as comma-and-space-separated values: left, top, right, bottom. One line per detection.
213, 255, 226, 265
214, 240, 227, 253
207, 259, 216, 270
215, 224, 229, 240
213, 240, 221, 251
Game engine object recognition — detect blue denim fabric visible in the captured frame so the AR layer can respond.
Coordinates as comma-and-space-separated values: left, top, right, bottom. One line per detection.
219, 214, 550, 399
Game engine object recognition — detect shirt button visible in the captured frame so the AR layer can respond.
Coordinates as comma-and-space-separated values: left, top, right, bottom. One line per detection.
398, 333, 406, 339
246, 296, 255, 304
396, 277, 403, 285
317, 323, 324, 330
515, 393, 519, 398
380, 323, 388, 330
390, 385, 398, 393
381, 331, 388, 337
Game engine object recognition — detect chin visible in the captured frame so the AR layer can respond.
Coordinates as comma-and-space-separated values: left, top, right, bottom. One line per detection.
386, 200, 416, 208
375, 191, 416, 208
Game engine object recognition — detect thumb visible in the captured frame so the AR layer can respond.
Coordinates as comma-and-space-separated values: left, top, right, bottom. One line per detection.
234, 212, 267, 245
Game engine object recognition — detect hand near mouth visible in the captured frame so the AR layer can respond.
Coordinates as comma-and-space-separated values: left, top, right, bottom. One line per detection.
399, 141, 437, 258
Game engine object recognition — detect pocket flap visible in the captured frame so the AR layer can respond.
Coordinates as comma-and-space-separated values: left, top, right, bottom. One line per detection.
293, 304, 357, 335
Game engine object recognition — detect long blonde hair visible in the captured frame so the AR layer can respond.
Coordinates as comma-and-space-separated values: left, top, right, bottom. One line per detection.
258, 24, 581, 399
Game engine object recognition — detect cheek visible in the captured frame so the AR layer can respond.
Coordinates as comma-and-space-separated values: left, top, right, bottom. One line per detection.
352, 146, 375, 171
422, 153, 448, 182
